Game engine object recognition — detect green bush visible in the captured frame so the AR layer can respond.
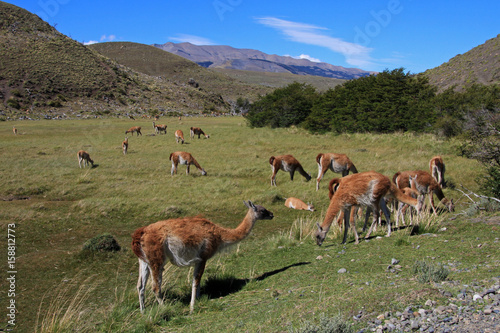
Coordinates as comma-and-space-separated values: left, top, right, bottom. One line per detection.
7, 98, 20, 109
412, 260, 449, 283
82, 233, 121, 252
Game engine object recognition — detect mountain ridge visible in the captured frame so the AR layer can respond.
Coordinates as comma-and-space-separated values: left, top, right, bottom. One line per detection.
153, 42, 376, 80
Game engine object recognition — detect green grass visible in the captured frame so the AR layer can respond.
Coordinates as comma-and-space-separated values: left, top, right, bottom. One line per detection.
0, 117, 498, 332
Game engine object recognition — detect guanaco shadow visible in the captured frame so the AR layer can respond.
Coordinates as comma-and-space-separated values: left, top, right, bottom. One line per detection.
174, 262, 311, 304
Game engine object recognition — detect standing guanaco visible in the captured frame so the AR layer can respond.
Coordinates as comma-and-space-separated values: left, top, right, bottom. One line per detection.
315, 171, 422, 245
269, 155, 311, 186
13, 126, 17, 135
316, 153, 358, 190
77, 150, 94, 168
132, 201, 273, 313
190, 127, 209, 139
429, 156, 446, 188
125, 126, 142, 136
122, 137, 128, 155
169, 151, 207, 176
174, 130, 185, 144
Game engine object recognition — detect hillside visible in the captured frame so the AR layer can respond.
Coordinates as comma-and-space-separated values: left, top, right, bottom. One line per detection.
153, 42, 375, 80
423, 34, 500, 91
87, 42, 272, 102
0, 2, 234, 118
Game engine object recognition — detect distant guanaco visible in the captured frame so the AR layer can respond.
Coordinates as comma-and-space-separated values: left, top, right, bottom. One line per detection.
429, 156, 446, 188
77, 150, 94, 168
153, 122, 167, 135
284, 197, 315, 211
316, 153, 358, 190
169, 151, 207, 176
125, 126, 142, 136
122, 137, 128, 155
174, 130, 185, 144
269, 155, 311, 186
13, 126, 17, 135
190, 127, 209, 139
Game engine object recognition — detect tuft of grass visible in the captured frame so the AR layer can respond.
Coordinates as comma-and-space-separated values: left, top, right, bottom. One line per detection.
82, 233, 121, 252
412, 260, 450, 283
291, 313, 354, 333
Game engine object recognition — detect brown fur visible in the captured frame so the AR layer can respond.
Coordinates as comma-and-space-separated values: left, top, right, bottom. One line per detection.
190, 127, 209, 139
393, 170, 454, 214
131, 201, 273, 313
169, 151, 206, 176
13, 126, 17, 135
316, 153, 358, 190
269, 155, 311, 186
153, 122, 167, 135
284, 197, 315, 211
122, 137, 128, 155
429, 156, 446, 188
174, 130, 185, 144
77, 150, 94, 168
125, 126, 142, 136
315, 171, 422, 246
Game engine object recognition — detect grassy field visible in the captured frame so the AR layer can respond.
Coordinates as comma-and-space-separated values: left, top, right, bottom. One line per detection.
0, 117, 498, 332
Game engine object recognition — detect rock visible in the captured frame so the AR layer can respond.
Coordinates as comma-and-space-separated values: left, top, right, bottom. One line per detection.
473, 294, 483, 301
316, 255, 323, 260
337, 268, 347, 274
391, 258, 400, 265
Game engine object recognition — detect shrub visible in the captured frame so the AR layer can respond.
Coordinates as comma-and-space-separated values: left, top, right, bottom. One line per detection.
7, 98, 20, 109
82, 233, 121, 252
412, 260, 449, 283
292, 313, 354, 333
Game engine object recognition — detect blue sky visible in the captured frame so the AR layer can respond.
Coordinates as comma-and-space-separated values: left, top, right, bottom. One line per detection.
9, 0, 500, 73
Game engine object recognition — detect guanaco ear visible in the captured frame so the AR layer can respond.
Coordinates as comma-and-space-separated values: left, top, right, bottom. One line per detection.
316, 222, 322, 232
244, 201, 256, 210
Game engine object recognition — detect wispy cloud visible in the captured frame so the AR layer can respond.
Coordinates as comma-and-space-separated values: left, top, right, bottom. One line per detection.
169, 34, 215, 45
255, 17, 374, 68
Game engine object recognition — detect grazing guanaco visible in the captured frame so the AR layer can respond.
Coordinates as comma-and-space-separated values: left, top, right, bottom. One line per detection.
429, 156, 446, 188
153, 122, 167, 135
269, 155, 311, 186
77, 150, 94, 168
12, 126, 17, 135
174, 130, 185, 144
122, 137, 128, 155
125, 126, 142, 136
315, 171, 422, 246
393, 170, 454, 214
132, 200, 273, 313
316, 153, 358, 190
395, 185, 422, 228
284, 197, 315, 211
190, 127, 209, 139
169, 151, 207, 176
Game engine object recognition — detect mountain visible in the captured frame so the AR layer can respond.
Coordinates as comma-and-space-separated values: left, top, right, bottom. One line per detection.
0, 2, 236, 117
423, 34, 500, 91
153, 42, 375, 80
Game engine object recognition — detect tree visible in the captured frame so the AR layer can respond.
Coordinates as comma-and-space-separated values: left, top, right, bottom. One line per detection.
245, 82, 318, 128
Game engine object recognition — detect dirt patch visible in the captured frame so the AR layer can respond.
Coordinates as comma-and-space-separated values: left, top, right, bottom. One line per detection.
1, 195, 30, 201
469, 216, 500, 225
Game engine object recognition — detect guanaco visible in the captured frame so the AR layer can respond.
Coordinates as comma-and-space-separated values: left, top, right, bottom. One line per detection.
77, 150, 94, 168
429, 156, 446, 188
393, 170, 454, 214
13, 126, 17, 135
132, 201, 273, 313
122, 137, 128, 155
316, 153, 358, 190
125, 126, 142, 136
153, 122, 167, 135
284, 197, 315, 211
190, 127, 209, 139
169, 151, 207, 176
315, 171, 422, 246
269, 155, 311, 186
174, 130, 185, 144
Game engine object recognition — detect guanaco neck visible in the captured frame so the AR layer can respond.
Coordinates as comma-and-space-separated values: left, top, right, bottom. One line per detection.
220, 209, 257, 244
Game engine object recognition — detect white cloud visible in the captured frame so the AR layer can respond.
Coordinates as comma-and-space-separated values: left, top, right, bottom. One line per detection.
297, 54, 321, 62
169, 34, 215, 45
83, 40, 99, 45
83, 34, 117, 45
255, 17, 374, 68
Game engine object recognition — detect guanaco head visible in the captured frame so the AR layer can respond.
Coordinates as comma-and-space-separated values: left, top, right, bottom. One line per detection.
201, 169, 207, 176
315, 223, 328, 246
307, 203, 315, 212
244, 201, 274, 220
